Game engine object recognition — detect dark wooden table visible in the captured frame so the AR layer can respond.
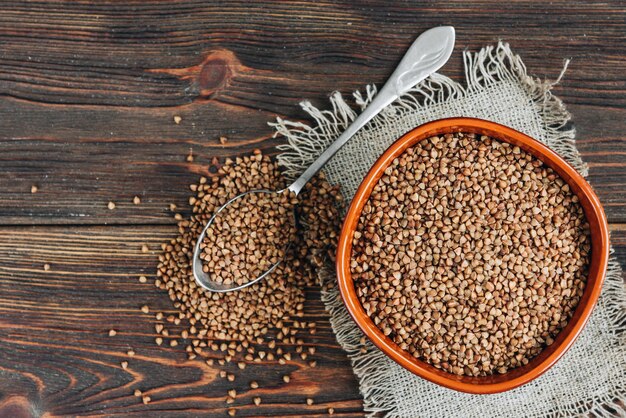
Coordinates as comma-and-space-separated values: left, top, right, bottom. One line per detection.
0, 1, 624, 416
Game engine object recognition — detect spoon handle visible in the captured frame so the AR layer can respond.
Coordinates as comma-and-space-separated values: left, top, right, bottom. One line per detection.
287, 26, 455, 196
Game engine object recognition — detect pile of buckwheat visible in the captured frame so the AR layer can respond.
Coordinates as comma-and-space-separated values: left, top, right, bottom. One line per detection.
351, 132, 591, 376
200, 190, 297, 286
153, 150, 342, 392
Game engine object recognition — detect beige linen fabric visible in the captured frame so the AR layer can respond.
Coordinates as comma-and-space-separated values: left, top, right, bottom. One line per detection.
272, 43, 626, 418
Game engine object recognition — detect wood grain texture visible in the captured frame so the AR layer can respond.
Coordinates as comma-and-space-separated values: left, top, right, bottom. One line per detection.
0, 226, 363, 417
0, 0, 624, 416
0, 226, 624, 416
0, 0, 624, 224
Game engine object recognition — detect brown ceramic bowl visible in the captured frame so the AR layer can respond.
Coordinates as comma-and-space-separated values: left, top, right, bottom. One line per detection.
336, 117, 609, 394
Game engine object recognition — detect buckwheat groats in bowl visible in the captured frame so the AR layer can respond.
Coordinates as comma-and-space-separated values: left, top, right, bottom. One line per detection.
335, 115, 613, 393
351, 131, 592, 377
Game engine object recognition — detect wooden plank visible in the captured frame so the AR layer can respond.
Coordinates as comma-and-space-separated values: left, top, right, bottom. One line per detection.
0, 1, 623, 110
0, 98, 285, 225
572, 105, 626, 222
0, 225, 363, 417
610, 225, 626, 269
0, 0, 624, 225
0, 102, 623, 225
0, 225, 624, 416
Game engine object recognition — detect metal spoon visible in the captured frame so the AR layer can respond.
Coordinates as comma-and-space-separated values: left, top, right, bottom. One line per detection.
193, 26, 456, 292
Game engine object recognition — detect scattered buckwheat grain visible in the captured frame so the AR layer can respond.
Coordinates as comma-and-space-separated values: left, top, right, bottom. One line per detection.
154, 150, 342, 365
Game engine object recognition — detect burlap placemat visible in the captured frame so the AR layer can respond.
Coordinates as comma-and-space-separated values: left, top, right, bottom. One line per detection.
272, 43, 626, 417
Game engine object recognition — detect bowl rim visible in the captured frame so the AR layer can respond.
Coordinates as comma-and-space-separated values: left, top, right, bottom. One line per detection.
336, 117, 610, 394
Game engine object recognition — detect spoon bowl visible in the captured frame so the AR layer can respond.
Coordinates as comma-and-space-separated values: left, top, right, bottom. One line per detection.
192, 189, 294, 292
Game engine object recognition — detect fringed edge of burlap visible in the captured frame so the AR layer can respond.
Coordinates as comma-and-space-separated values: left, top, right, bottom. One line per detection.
270, 42, 626, 417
